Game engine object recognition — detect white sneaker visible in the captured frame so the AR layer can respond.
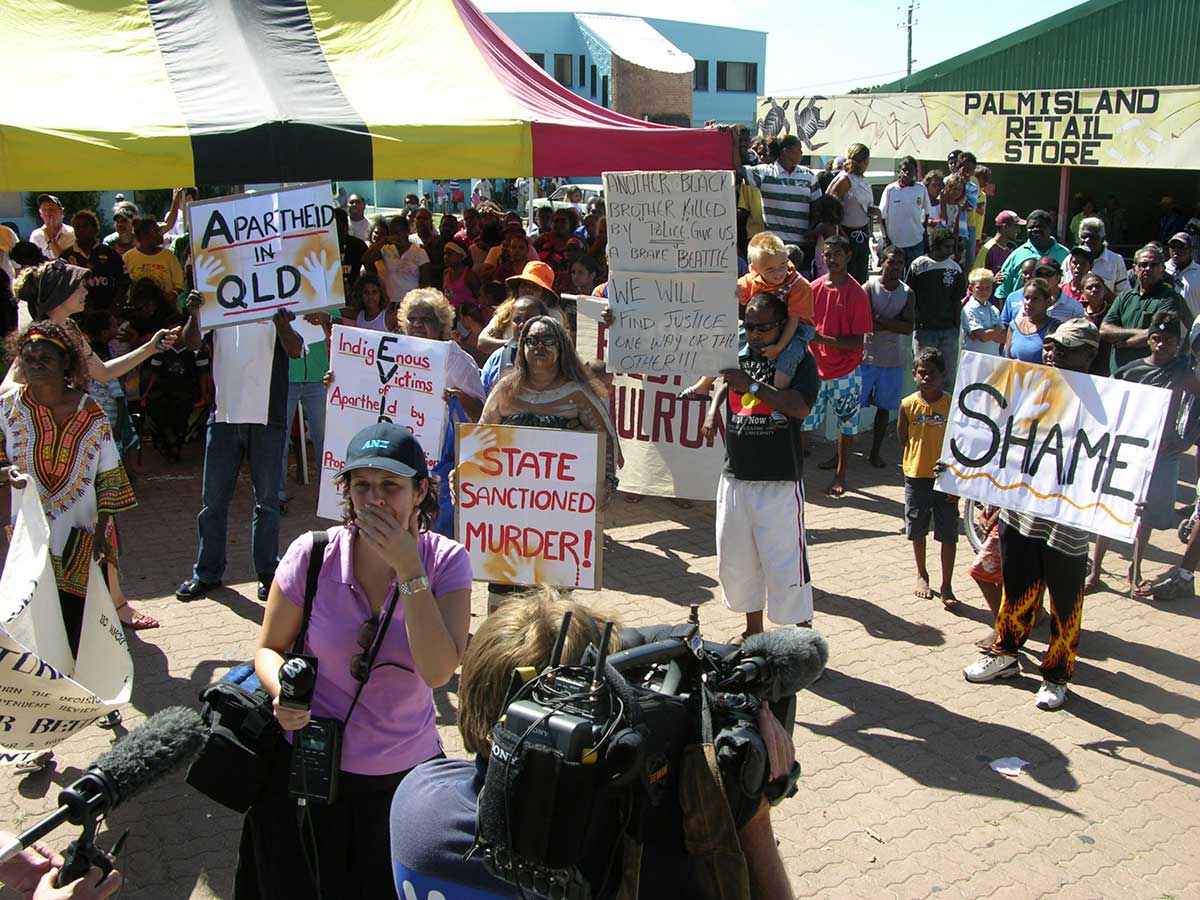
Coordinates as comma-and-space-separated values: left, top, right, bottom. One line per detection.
962, 654, 1019, 682
1035, 680, 1068, 710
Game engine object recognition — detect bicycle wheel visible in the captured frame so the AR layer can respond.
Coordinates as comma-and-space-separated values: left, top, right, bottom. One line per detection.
963, 499, 989, 554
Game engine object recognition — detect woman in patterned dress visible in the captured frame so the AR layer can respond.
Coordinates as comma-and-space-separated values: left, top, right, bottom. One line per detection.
0, 320, 148, 646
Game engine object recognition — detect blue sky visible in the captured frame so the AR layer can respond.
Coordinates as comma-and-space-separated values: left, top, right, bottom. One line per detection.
478, 0, 1087, 94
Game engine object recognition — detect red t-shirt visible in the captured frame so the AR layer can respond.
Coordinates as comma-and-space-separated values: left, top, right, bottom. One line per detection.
810, 275, 873, 379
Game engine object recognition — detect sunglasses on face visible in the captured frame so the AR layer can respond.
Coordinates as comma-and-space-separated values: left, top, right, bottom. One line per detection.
744, 320, 784, 334
525, 335, 558, 348
350, 615, 380, 682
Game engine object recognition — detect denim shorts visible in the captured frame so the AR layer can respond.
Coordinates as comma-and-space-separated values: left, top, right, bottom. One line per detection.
904, 477, 959, 543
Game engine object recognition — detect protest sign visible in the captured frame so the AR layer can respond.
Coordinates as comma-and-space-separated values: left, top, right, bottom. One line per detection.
188, 181, 345, 330
456, 424, 603, 589
317, 325, 449, 520
576, 297, 725, 500
935, 352, 1170, 542
0, 489, 132, 765
602, 170, 738, 378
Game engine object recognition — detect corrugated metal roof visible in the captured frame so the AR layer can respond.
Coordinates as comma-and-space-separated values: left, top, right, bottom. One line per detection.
877, 0, 1200, 92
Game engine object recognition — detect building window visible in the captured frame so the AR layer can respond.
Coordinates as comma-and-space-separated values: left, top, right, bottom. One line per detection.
590, 65, 597, 97
602, 75, 609, 107
527, 52, 544, 69
579, 55, 586, 86
554, 54, 574, 87
693, 60, 709, 92
716, 61, 757, 92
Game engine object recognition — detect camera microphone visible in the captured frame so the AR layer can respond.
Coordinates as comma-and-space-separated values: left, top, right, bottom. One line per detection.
278, 656, 317, 711
0, 707, 207, 865
718, 629, 829, 701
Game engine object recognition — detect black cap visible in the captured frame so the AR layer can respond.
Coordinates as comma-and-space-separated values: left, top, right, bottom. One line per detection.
1033, 255, 1062, 274
35, 194, 63, 209
336, 422, 428, 481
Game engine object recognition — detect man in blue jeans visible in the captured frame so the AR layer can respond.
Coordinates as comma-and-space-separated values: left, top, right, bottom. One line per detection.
175, 292, 304, 602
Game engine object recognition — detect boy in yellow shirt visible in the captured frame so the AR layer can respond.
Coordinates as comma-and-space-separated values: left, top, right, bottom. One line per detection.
122, 218, 184, 304
897, 347, 959, 607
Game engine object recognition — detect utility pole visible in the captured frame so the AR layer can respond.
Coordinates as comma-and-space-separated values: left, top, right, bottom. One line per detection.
898, 2, 918, 77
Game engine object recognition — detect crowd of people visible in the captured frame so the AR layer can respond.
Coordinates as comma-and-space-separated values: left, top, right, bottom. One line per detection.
0, 141, 1198, 898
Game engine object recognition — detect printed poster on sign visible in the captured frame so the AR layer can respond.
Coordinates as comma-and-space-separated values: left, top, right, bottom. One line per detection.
603, 170, 738, 378
188, 181, 345, 330
575, 297, 726, 500
317, 325, 449, 521
0, 488, 133, 765
935, 352, 1170, 542
456, 424, 603, 589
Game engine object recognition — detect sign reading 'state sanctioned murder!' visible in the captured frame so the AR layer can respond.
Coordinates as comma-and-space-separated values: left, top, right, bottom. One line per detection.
456, 424, 603, 589
188, 181, 345, 329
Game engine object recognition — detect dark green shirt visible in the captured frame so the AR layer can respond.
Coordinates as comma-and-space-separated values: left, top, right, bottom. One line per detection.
1102, 281, 1192, 372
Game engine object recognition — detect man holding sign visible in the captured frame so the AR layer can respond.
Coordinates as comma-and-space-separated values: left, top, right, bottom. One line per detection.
175, 293, 304, 603
961, 319, 1104, 711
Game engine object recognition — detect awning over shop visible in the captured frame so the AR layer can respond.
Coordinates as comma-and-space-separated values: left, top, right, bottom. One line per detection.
755, 88, 1200, 170
0, 0, 732, 190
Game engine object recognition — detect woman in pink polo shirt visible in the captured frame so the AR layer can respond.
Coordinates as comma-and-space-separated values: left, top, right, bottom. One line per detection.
237, 422, 472, 900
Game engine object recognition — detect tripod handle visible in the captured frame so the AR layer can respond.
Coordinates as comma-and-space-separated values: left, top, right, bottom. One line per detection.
54, 832, 116, 888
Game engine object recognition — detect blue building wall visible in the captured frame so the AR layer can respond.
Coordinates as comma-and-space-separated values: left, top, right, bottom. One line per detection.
485, 12, 764, 128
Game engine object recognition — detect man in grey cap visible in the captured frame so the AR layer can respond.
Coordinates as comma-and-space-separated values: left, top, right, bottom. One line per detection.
29, 194, 74, 260
962, 318, 1100, 711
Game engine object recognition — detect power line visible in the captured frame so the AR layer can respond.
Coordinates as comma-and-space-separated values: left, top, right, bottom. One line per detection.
769, 68, 909, 94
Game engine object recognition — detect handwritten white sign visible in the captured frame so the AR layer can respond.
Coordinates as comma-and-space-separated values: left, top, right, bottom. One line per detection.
317, 325, 449, 520
603, 170, 738, 378
188, 181, 345, 330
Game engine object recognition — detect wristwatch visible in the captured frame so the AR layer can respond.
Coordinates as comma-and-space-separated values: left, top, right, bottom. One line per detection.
397, 575, 430, 596
748, 382, 762, 396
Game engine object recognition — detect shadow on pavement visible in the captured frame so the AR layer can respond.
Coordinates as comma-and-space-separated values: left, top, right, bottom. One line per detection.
815, 589, 947, 646
1069, 693, 1200, 782
804, 669, 1079, 813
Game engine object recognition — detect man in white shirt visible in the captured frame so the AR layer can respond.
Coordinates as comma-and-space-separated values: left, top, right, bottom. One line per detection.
1077, 217, 1130, 295
29, 194, 75, 260
346, 194, 372, 242
1166, 232, 1200, 318
879, 156, 932, 273
175, 294, 304, 603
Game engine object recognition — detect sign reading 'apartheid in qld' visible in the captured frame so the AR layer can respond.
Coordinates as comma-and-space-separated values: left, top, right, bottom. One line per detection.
317, 325, 449, 521
456, 424, 603, 590
188, 181, 346, 330
935, 352, 1171, 542
602, 170, 738, 378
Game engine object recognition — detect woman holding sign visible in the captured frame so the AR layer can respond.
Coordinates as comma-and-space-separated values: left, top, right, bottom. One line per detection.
241, 422, 471, 899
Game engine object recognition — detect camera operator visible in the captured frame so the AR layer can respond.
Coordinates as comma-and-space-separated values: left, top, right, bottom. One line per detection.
389, 587, 795, 900
0, 834, 121, 899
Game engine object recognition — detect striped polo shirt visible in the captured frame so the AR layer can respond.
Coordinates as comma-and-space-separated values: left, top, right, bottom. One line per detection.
741, 162, 822, 246
1000, 508, 1090, 557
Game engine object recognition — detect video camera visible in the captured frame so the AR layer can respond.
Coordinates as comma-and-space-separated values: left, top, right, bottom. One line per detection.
471, 611, 828, 900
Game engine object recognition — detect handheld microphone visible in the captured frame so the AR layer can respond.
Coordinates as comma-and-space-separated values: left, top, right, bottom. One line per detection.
718, 629, 829, 701
0, 706, 206, 869
278, 656, 317, 711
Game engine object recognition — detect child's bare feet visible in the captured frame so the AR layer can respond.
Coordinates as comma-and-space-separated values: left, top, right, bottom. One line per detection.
826, 478, 846, 497
1083, 571, 1103, 593
939, 584, 961, 609
914, 573, 933, 598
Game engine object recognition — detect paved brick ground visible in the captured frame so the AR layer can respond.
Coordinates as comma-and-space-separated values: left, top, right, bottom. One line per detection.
2, 439, 1198, 900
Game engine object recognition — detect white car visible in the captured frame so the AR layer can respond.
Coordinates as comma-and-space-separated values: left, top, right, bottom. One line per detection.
531, 183, 604, 217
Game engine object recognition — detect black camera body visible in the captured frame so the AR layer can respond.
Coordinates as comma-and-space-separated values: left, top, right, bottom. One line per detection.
473, 618, 812, 900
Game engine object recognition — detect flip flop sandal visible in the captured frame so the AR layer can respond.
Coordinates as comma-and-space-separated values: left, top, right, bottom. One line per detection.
1130, 580, 1156, 598
15, 751, 53, 774
116, 605, 160, 630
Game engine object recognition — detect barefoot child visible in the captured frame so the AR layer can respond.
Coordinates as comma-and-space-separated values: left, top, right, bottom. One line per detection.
898, 348, 959, 607
682, 231, 815, 410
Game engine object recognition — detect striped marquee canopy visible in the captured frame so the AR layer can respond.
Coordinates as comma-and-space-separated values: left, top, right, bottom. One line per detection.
0, 0, 733, 191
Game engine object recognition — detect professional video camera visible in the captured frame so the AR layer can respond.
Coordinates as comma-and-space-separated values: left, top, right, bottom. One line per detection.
471, 610, 828, 900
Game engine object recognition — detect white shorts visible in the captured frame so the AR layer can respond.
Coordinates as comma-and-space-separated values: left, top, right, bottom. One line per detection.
716, 474, 814, 624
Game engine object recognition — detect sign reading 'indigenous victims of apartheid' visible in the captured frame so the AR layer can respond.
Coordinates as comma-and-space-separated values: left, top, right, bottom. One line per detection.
317, 325, 449, 521
755, 86, 1200, 170
935, 352, 1171, 542
602, 170, 738, 378
456, 424, 603, 589
188, 181, 346, 329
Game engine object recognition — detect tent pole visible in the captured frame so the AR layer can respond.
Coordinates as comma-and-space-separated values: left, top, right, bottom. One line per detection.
1057, 166, 1071, 243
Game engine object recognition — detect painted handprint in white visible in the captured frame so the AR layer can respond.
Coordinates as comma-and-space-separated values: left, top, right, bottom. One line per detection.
298, 250, 340, 297
193, 253, 226, 293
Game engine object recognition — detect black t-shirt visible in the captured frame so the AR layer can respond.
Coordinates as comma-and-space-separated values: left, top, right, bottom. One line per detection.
149, 345, 210, 394
60, 243, 126, 311
907, 255, 966, 330
723, 347, 820, 481
341, 234, 367, 294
